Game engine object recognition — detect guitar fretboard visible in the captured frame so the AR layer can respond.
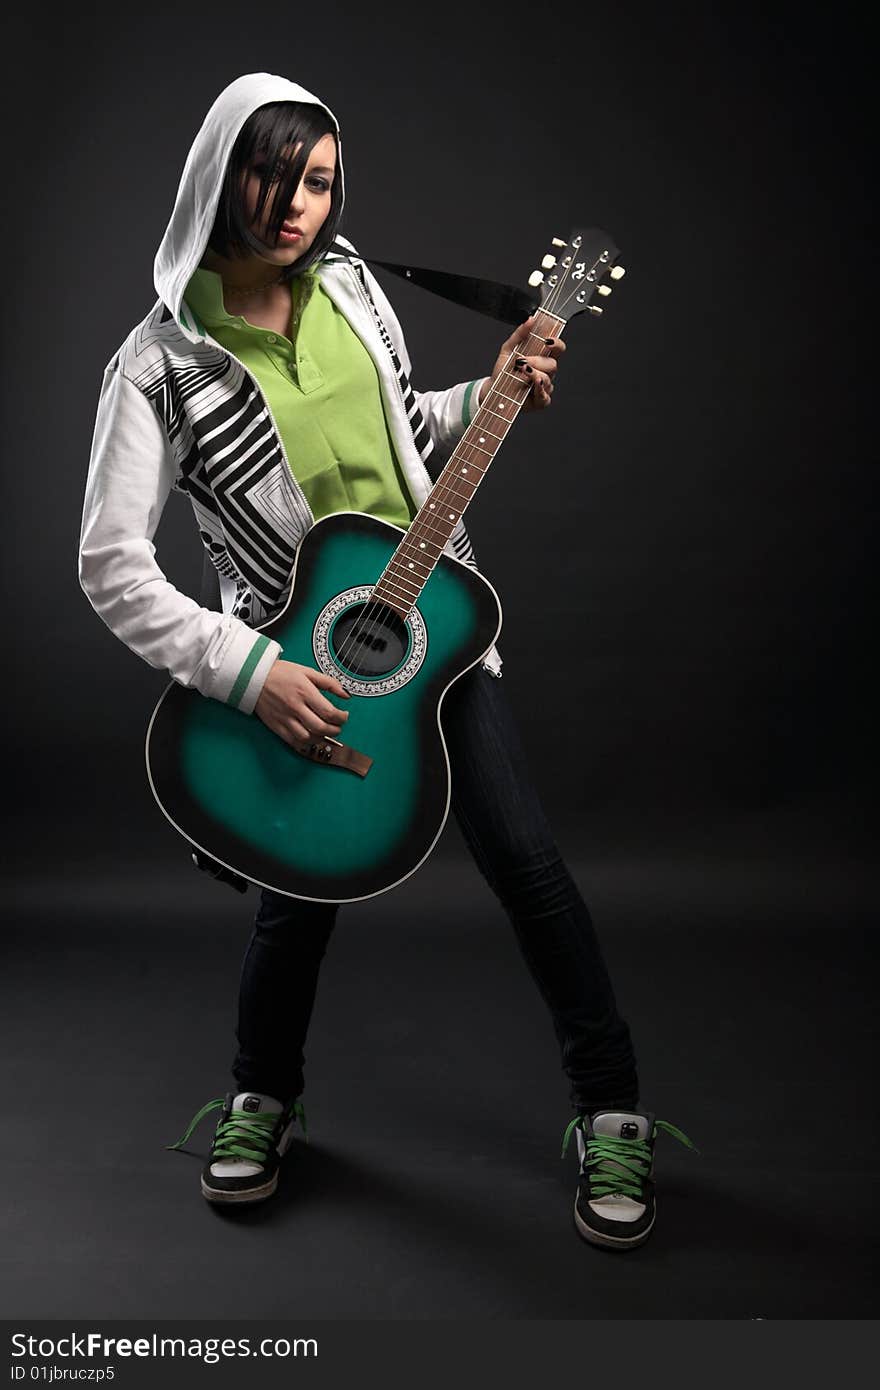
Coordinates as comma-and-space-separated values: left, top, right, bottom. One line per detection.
373, 307, 565, 616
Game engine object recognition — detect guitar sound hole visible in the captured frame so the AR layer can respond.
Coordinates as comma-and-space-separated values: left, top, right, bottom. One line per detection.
330, 602, 410, 678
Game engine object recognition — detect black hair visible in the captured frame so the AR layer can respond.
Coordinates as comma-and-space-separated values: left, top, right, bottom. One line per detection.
207, 100, 342, 279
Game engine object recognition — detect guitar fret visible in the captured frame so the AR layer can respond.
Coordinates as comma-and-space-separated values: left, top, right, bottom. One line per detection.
384, 572, 422, 601
429, 478, 475, 510
450, 450, 492, 472
388, 553, 432, 581
403, 528, 445, 554
479, 407, 513, 426
465, 424, 503, 444
404, 518, 454, 551
376, 578, 417, 606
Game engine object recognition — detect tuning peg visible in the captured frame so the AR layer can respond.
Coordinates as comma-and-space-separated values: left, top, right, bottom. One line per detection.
528, 270, 544, 287
541, 254, 557, 269
597, 284, 612, 297
610, 265, 626, 280
551, 237, 567, 248
587, 305, 604, 316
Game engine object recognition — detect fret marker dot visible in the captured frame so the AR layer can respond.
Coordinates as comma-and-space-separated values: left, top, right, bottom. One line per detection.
498, 403, 506, 410
479, 437, 485, 443
461, 467, 468, 474
449, 513, 456, 520
408, 562, 414, 569
429, 503, 435, 509
419, 542, 425, 549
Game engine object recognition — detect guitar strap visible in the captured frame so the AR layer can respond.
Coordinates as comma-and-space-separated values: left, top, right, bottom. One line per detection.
349, 252, 539, 327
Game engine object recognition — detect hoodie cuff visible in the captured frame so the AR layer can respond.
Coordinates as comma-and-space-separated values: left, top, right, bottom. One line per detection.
462, 378, 490, 425
197, 624, 283, 715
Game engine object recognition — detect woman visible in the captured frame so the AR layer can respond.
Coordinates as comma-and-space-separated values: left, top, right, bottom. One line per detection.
79, 72, 694, 1251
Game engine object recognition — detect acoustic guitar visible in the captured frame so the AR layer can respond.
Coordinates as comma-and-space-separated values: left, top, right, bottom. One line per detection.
146, 229, 624, 901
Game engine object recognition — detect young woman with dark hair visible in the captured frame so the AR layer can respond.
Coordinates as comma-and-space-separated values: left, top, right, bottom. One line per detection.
79, 72, 695, 1251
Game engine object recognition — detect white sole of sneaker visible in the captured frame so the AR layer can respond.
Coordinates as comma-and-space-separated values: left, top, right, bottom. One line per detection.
201, 1171, 279, 1204
573, 1197, 656, 1250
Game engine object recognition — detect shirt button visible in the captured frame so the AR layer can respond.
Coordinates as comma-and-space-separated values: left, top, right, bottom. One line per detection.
266, 334, 277, 344
288, 363, 297, 376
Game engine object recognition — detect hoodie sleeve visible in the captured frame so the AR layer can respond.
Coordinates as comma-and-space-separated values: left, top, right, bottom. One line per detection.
78, 364, 282, 714
359, 262, 490, 460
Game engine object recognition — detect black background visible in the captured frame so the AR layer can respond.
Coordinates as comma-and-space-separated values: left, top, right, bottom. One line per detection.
3, 0, 873, 864
1, 0, 875, 1333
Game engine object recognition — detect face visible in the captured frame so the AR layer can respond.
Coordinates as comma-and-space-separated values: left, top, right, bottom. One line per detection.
241, 131, 337, 265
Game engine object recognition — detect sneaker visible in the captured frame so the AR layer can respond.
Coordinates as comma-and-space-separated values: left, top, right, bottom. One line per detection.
166, 1091, 308, 1205
561, 1109, 698, 1250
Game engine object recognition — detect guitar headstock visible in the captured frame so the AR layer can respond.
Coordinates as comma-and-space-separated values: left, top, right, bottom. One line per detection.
528, 228, 625, 322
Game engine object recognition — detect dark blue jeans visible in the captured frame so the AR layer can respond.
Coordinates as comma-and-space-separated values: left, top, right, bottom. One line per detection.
232, 663, 640, 1116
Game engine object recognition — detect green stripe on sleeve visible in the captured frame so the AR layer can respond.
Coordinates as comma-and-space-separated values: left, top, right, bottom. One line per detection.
227, 635, 271, 709
462, 379, 479, 427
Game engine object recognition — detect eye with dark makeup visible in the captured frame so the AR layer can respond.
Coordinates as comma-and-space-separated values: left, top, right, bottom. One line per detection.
251, 162, 331, 193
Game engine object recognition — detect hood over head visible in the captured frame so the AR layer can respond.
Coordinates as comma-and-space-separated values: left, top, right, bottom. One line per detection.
153, 72, 344, 337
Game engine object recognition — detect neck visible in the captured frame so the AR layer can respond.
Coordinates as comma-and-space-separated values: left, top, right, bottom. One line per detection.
200, 248, 287, 296
371, 307, 566, 617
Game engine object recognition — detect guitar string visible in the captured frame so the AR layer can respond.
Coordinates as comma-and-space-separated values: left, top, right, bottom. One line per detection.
328, 266, 573, 691
326, 259, 575, 702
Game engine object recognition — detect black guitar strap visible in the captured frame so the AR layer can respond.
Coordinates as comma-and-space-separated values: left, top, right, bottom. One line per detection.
351, 253, 538, 327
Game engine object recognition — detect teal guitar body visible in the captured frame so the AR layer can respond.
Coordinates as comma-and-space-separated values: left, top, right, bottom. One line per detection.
146, 511, 502, 902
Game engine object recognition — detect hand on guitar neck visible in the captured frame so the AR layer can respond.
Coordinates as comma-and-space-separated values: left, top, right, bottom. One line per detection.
254, 658, 351, 749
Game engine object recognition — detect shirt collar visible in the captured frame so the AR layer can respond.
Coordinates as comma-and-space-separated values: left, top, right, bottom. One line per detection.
183, 265, 320, 334
183, 267, 237, 326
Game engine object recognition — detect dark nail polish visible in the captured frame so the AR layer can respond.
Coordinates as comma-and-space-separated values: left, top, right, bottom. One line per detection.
525, 365, 533, 373
544, 337, 555, 345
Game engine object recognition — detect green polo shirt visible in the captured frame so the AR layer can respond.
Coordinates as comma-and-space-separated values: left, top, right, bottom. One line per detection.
182, 266, 418, 527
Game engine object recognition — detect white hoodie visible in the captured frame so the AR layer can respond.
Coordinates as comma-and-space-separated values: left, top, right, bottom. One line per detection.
78, 72, 502, 718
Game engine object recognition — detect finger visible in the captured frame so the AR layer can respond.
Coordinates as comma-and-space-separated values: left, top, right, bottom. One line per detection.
502, 313, 537, 354
517, 354, 558, 375
307, 668, 351, 698
531, 374, 553, 408
541, 335, 566, 358
304, 700, 349, 732
513, 361, 553, 391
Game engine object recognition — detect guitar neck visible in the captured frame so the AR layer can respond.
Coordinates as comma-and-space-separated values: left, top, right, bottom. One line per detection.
373, 307, 566, 616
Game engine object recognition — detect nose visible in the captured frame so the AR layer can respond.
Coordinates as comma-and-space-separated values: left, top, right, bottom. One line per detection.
286, 179, 307, 220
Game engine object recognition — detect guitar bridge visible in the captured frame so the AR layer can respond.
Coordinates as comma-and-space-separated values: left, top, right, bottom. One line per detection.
295, 736, 373, 778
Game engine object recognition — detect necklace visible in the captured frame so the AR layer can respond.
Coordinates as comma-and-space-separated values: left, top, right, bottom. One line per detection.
221, 273, 286, 300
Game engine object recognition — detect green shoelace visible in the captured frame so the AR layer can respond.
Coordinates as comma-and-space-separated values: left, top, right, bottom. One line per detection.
166, 1096, 308, 1161
560, 1116, 699, 1200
